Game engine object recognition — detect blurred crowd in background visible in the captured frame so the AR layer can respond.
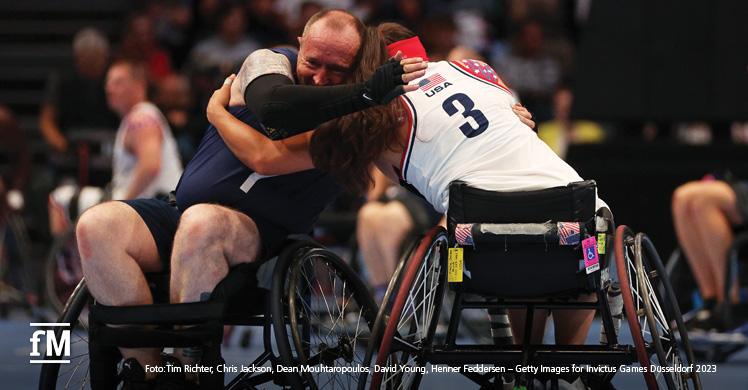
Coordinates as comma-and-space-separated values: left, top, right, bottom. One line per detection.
37, 0, 605, 165
1, 0, 747, 310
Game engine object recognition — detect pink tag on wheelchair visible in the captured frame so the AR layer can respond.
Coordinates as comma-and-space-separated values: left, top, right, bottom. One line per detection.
582, 236, 600, 274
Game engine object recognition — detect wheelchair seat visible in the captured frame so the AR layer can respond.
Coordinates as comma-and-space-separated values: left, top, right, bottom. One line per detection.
447, 180, 610, 298
41, 236, 379, 390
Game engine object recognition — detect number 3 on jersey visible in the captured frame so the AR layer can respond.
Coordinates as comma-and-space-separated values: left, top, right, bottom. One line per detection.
442, 93, 489, 138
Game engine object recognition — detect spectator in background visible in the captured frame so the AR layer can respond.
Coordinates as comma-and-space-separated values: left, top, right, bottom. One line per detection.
188, 5, 260, 76
537, 86, 604, 159
49, 61, 183, 237
731, 122, 748, 144
119, 13, 173, 83
290, 1, 324, 38
39, 28, 118, 155
189, 0, 226, 40
243, 0, 290, 46
418, 14, 457, 60
448, 45, 484, 62
0, 106, 30, 221
0, 105, 37, 309
105, 61, 183, 201
493, 19, 561, 122
149, 0, 194, 68
672, 177, 746, 331
156, 73, 206, 163
452, 8, 491, 54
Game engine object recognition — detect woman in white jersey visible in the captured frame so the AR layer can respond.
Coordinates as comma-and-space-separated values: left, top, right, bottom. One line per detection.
206, 24, 602, 346
307, 23, 609, 347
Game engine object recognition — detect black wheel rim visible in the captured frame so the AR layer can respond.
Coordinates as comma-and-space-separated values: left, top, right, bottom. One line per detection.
285, 248, 377, 389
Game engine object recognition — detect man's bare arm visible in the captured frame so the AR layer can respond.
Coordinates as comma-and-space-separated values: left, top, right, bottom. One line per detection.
122, 115, 163, 199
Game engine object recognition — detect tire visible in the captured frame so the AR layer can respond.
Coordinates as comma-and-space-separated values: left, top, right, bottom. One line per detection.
368, 227, 448, 390
38, 279, 92, 390
635, 233, 701, 390
615, 225, 658, 390
45, 231, 83, 314
271, 241, 379, 389
357, 235, 420, 390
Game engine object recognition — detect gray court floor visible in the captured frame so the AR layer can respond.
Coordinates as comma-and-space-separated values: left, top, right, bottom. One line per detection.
2, 311, 746, 389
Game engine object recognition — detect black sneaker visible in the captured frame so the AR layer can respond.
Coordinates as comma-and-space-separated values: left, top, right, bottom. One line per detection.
120, 358, 154, 390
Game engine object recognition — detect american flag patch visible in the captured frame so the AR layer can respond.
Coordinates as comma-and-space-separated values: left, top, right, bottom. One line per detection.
418, 73, 446, 91
557, 222, 581, 246
455, 223, 474, 246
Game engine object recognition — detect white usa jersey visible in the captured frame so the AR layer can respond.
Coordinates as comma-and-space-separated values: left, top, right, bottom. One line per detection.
399, 59, 606, 214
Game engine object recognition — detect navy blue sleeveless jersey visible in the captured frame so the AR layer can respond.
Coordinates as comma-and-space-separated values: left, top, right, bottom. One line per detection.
175, 47, 341, 233
175, 106, 340, 233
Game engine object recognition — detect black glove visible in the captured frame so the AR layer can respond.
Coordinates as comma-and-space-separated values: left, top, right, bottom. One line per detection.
362, 59, 406, 105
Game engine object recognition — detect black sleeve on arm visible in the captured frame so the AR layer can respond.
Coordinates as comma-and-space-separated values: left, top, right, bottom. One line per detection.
244, 74, 370, 140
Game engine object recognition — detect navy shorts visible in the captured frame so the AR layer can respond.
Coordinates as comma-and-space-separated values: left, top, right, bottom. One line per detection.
120, 198, 289, 268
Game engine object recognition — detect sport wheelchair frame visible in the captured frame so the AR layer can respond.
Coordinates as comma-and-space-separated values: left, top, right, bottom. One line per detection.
38, 237, 379, 390
360, 181, 701, 390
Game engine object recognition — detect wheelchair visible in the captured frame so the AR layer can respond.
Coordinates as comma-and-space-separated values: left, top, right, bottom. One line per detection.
359, 180, 700, 390
666, 230, 748, 362
0, 199, 41, 318
38, 237, 379, 389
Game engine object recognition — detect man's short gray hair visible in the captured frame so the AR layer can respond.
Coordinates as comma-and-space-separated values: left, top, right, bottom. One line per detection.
73, 27, 110, 55
301, 9, 364, 40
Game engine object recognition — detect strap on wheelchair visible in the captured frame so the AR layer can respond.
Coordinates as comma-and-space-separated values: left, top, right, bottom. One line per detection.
453, 221, 583, 247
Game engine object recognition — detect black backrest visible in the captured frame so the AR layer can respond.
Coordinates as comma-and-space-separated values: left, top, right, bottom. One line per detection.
446, 180, 599, 298
448, 180, 597, 227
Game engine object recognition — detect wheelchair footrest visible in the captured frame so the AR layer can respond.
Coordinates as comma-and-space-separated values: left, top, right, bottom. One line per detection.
91, 323, 223, 348
90, 301, 225, 325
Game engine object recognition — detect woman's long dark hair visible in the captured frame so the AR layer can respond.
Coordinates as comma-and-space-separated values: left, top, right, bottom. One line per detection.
309, 25, 413, 195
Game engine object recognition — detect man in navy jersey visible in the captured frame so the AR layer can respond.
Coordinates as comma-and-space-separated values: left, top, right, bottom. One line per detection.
74, 9, 427, 387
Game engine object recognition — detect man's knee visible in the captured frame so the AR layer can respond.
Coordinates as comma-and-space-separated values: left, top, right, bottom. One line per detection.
76, 202, 121, 261
673, 181, 716, 220
178, 204, 229, 242
357, 202, 385, 232
358, 202, 383, 223
381, 202, 414, 235
673, 182, 700, 214
176, 204, 260, 265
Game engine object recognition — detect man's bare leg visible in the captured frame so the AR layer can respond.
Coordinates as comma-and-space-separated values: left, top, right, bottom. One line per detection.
169, 204, 261, 379
673, 181, 741, 303
76, 201, 163, 378
356, 203, 388, 288
357, 201, 413, 300
552, 294, 596, 344
508, 309, 548, 344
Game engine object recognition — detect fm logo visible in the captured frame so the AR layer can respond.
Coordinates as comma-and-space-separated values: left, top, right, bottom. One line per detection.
30, 322, 71, 364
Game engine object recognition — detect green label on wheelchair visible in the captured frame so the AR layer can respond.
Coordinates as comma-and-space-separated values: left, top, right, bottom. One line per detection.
597, 233, 606, 254
448, 247, 463, 282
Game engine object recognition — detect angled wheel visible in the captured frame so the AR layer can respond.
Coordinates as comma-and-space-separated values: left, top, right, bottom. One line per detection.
368, 227, 448, 390
615, 225, 658, 389
272, 241, 379, 389
38, 279, 96, 390
45, 231, 84, 314
356, 234, 420, 390
634, 233, 701, 390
